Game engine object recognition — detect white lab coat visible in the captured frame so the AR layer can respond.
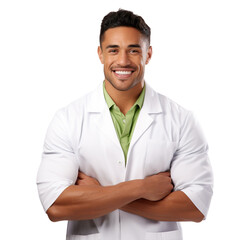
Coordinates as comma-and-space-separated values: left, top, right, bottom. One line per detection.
37, 82, 213, 240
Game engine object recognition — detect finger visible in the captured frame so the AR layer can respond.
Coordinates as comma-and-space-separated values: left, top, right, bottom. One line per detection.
78, 171, 88, 179
158, 171, 170, 176
75, 178, 81, 185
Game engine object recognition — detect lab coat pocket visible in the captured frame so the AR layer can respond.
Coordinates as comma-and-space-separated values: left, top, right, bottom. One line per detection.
66, 233, 101, 240
145, 229, 182, 240
145, 140, 176, 176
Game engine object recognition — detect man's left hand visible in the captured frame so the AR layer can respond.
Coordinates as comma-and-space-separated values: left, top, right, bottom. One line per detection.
76, 171, 101, 186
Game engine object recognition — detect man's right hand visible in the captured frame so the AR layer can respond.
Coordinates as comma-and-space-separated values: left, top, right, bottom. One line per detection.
141, 172, 173, 201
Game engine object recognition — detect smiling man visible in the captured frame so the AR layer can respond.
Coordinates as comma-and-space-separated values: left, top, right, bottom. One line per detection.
99, 26, 151, 91
98, 26, 151, 115
37, 9, 213, 240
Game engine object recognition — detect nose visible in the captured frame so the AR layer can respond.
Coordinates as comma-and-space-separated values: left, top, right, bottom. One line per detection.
117, 50, 131, 66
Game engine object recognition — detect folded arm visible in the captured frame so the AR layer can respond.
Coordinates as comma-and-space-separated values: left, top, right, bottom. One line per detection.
120, 190, 204, 222
47, 181, 141, 221
46, 171, 173, 222
69, 172, 204, 223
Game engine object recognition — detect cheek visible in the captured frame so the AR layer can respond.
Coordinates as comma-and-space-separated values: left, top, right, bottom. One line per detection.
135, 55, 144, 66
137, 60, 145, 72
103, 57, 115, 69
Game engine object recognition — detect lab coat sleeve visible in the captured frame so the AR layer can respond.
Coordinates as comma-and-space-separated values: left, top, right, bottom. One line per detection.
36, 108, 79, 212
171, 111, 213, 218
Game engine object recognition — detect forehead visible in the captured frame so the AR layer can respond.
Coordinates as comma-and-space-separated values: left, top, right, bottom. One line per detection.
101, 27, 146, 47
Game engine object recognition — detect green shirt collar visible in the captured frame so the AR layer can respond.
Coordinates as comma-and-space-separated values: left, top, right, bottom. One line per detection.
103, 82, 145, 111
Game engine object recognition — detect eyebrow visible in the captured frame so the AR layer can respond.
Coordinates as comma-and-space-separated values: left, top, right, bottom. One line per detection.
106, 45, 119, 49
128, 44, 141, 48
105, 44, 142, 49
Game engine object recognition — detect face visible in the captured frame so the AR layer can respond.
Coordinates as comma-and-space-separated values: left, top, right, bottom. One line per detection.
98, 27, 152, 92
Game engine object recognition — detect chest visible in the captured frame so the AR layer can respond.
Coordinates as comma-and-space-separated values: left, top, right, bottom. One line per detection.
74, 110, 178, 186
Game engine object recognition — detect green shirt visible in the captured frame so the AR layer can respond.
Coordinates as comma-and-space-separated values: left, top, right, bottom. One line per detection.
103, 83, 145, 164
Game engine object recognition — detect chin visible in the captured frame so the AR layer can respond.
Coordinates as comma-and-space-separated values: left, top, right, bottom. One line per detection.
108, 80, 136, 92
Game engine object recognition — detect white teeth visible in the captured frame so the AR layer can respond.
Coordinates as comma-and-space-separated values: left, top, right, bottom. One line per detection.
115, 71, 132, 75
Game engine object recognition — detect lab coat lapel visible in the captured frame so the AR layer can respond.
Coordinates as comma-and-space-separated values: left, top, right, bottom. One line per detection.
129, 109, 153, 149
87, 83, 121, 148
97, 105, 120, 147
86, 82, 163, 151
129, 83, 163, 149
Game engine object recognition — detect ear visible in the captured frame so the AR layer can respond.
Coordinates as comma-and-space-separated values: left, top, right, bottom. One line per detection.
145, 46, 152, 65
97, 46, 104, 64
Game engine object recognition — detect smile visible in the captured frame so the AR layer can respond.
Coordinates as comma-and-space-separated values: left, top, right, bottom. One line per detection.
113, 70, 133, 79
115, 71, 132, 75
112, 69, 135, 79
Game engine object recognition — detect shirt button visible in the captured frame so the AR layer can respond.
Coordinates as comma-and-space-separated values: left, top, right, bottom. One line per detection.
123, 119, 126, 124
118, 160, 123, 165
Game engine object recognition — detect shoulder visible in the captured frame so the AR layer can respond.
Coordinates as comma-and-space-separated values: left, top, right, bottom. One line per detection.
55, 84, 103, 120
146, 84, 206, 146
145, 83, 190, 119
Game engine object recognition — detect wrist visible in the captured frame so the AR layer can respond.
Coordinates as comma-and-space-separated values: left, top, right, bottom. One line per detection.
116, 179, 143, 201
128, 179, 145, 200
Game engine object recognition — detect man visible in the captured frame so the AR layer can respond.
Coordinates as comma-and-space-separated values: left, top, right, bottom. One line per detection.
37, 9, 213, 240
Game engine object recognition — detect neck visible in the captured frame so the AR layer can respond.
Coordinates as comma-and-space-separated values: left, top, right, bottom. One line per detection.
105, 80, 144, 115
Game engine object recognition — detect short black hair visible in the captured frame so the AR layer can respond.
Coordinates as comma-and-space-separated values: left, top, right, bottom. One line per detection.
100, 9, 151, 46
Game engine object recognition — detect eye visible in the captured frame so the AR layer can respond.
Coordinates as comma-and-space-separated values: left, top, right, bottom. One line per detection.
108, 49, 118, 54
130, 49, 140, 54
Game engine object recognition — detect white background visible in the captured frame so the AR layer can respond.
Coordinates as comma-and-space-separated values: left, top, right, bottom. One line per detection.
0, 0, 239, 239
